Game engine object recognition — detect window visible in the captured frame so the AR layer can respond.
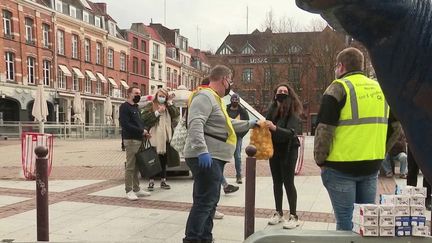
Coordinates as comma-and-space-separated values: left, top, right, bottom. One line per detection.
152, 43, 160, 60
42, 24, 50, 48
43, 60, 51, 86
173, 70, 178, 85
108, 22, 116, 36
25, 18, 34, 44
140, 59, 146, 76
109, 83, 114, 96
132, 57, 138, 73
95, 16, 101, 28
27, 57, 36, 84
158, 65, 162, 81
83, 11, 89, 23
242, 68, 253, 82
141, 40, 146, 52
5, 52, 14, 81
96, 42, 102, 64
241, 44, 255, 55
57, 30, 65, 55
140, 84, 146, 95
84, 38, 91, 62
264, 68, 272, 83
56, 0, 63, 13
57, 69, 65, 89
85, 75, 91, 93
219, 46, 232, 55
96, 80, 101, 94
3, 10, 12, 38
120, 53, 126, 71
288, 67, 300, 84
69, 6, 77, 18
72, 35, 79, 59
166, 67, 171, 81
151, 63, 155, 79
132, 37, 138, 49
72, 74, 79, 91
107, 48, 114, 68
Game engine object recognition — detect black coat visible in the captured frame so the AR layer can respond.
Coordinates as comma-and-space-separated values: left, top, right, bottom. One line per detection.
227, 104, 250, 138
265, 103, 300, 148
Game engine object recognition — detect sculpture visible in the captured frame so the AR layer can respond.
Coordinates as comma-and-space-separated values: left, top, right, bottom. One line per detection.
295, 0, 432, 184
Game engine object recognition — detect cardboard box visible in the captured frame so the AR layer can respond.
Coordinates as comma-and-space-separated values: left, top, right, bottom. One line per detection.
412, 226, 430, 237
380, 194, 395, 205
395, 216, 411, 227
379, 226, 395, 236
395, 226, 412, 237
410, 205, 426, 216
394, 206, 410, 216
353, 224, 379, 237
353, 204, 379, 216
412, 187, 428, 197
379, 216, 395, 227
394, 195, 410, 206
411, 216, 426, 227
379, 205, 395, 216
352, 214, 379, 226
396, 185, 413, 195
410, 194, 426, 207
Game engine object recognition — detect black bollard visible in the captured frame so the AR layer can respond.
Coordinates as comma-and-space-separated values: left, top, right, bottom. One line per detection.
244, 145, 257, 240
35, 146, 49, 242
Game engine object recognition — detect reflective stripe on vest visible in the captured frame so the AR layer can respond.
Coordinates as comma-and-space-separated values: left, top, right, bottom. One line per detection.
326, 74, 389, 162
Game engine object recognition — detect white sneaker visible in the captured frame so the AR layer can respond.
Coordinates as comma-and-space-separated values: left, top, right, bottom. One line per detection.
268, 212, 283, 225
134, 189, 151, 197
214, 210, 224, 219
126, 191, 138, 201
283, 214, 301, 229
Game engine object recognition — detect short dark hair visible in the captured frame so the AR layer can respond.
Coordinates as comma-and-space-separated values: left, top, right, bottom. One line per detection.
201, 77, 210, 85
336, 47, 364, 72
127, 86, 139, 95
209, 65, 231, 82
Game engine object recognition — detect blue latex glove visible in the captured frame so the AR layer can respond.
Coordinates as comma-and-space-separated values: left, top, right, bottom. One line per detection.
248, 119, 259, 128
198, 152, 212, 169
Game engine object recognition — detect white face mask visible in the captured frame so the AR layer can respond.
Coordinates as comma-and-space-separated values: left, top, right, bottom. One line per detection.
158, 97, 166, 104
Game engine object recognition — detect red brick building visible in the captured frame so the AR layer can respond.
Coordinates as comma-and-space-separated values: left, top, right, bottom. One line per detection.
0, 0, 55, 121
121, 23, 150, 95
208, 27, 347, 133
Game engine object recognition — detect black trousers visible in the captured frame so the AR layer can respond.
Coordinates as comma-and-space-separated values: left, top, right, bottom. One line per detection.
407, 148, 431, 201
269, 145, 298, 216
150, 153, 167, 179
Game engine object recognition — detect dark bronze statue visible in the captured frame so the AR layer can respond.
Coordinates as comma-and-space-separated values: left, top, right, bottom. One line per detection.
296, 0, 432, 185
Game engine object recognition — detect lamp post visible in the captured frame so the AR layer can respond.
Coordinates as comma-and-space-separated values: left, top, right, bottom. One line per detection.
53, 91, 59, 124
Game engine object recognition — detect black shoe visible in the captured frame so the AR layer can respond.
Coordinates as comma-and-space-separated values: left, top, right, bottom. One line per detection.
224, 184, 239, 194
148, 182, 154, 191
236, 176, 242, 184
161, 181, 171, 190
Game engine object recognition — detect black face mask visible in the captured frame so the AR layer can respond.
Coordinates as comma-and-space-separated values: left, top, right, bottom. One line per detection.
224, 81, 231, 97
275, 93, 289, 103
231, 102, 239, 107
132, 95, 141, 104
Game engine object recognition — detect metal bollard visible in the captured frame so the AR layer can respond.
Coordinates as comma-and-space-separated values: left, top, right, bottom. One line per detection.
35, 146, 49, 242
244, 145, 257, 240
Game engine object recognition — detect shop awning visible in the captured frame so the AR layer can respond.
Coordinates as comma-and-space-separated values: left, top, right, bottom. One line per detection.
58, 65, 72, 77
108, 78, 118, 88
120, 80, 129, 89
72, 68, 85, 79
96, 72, 107, 83
85, 70, 97, 81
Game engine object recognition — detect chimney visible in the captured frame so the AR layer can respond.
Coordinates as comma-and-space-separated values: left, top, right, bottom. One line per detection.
94, 3, 107, 14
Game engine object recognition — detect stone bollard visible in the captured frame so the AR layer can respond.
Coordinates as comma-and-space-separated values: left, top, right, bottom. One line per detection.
35, 146, 49, 242
244, 145, 257, 240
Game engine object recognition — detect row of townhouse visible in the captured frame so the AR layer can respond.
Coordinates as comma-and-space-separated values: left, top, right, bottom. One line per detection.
0, 0, 210, 124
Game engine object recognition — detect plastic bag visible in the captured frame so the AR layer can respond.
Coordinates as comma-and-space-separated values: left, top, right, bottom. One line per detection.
249, 120, 274, 160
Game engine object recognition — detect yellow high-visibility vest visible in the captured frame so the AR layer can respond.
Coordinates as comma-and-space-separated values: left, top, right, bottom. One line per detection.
188, 87, 237, 146
327, 74, 389, 162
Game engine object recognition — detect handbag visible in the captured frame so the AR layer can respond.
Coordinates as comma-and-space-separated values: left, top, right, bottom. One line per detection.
166, 143, 180, 168
136, 139, 162, 178
170, 117, 188, 153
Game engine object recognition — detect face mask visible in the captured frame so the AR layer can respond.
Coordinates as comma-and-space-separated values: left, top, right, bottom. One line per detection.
231, 102, 239, 107
158, 97, 166, 104
275, 93, 289, 103
132, 95, 141, 104
224, 81, 231, 97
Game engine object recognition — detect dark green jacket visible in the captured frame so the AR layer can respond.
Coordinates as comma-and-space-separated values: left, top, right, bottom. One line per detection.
140, 102, 180, 129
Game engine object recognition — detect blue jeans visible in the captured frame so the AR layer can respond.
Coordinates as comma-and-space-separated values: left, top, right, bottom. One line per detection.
234, 138, 243, 178
321, 167, 378, 230
184, 157, 223, 241
382, 153, 408, 175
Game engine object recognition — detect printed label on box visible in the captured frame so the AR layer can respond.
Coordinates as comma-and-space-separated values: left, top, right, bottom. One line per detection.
353, 224, 379, 237
394, 195, 410, 206
411, 216, 426, 227
412, 226, 429, 237
353, 204, 379, 216
410, 205, 426, 216
410, 195, 426, 207
394, 206, 410, 216
379, 216, 395, 227
379, 226, 395, 237
379, 205, 395, 216
380, 194, 395, 205
353, 215, 378, 226
395, 216, 410, 227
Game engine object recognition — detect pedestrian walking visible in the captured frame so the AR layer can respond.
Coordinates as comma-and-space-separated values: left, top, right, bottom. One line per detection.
141, 88, 180, 191
119, 87, 151, 200
182, 65, 256, 243
227, 93, 250, 184
314, 47, 400, 230
264, 83, 303, 229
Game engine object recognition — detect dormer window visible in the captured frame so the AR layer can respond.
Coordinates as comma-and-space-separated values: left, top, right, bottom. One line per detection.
108, 21, 116, 36
241, 42, 255, 55
83, 11, 89, 23
69, 6, 77, 18
95, 16, 101, 28
219, 44, 233, 55
56, 0, 63, 13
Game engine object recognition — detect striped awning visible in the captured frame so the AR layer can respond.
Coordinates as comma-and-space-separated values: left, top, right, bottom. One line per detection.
96, 72, 107, 83
85, 70, 97, 81
120, 80, 129, 89
58, 65, 72, 77
72, 68, 85, 79
108, 78, 118, 88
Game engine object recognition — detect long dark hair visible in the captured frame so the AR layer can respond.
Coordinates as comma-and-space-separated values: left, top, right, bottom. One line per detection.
271, 83, 302, 121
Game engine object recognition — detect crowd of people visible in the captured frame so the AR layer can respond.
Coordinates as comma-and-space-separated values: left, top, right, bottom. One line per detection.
119, 48, 431, 242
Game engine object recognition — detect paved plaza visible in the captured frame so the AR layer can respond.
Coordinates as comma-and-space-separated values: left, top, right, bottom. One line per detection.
0, 136, 429, 242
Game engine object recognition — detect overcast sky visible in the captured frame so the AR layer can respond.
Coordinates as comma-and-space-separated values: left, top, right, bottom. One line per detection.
101, 0, 326, 52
